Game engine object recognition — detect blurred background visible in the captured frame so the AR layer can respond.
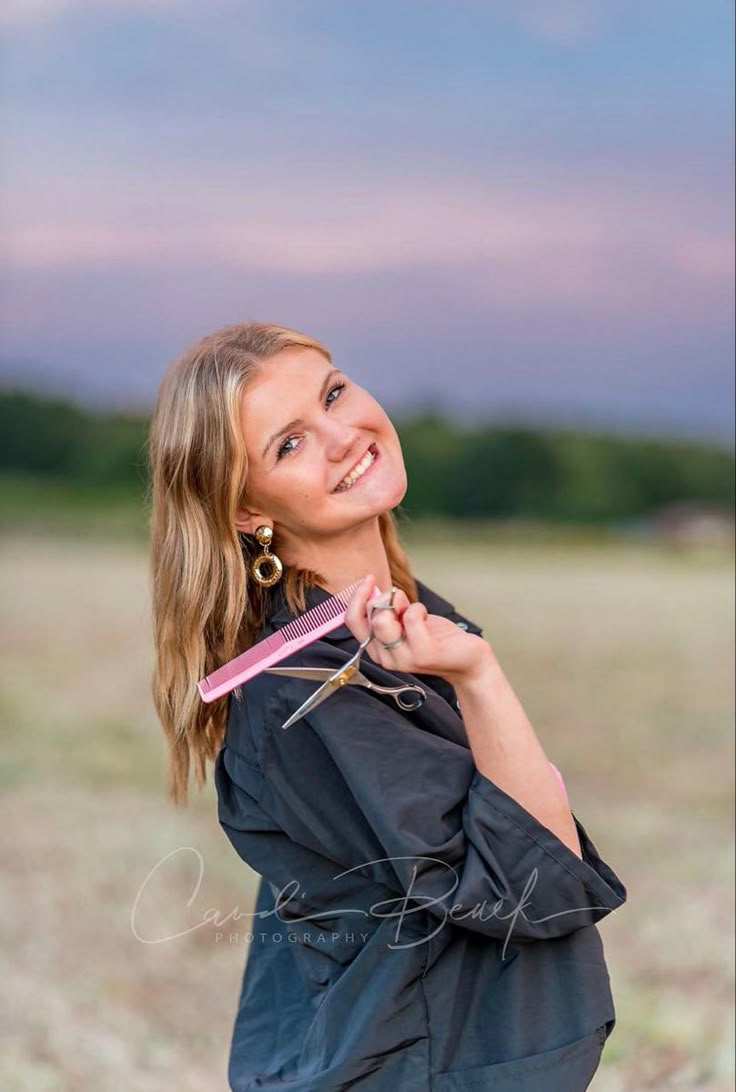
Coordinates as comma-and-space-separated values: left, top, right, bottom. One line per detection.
1, 2, 733, 1089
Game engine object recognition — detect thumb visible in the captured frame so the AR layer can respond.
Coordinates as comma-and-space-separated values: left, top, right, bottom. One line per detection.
391, 588, 411, 621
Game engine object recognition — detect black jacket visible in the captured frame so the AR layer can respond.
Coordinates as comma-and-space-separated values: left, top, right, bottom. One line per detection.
214, 577, 627, 1091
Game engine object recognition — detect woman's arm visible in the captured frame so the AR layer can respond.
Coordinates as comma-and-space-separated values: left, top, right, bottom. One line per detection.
455, 654, 582, 858
350, 575, 583, 859
225, 657, 626, 947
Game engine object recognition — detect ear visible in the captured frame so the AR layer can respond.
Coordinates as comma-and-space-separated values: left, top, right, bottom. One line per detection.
234, 506, 271, 537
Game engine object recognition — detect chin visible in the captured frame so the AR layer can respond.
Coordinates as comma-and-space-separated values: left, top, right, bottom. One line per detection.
374, 474, 408, 514
387, 472, 408, 508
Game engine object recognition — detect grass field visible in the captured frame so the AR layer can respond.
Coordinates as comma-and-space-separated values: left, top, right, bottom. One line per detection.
1, 525, 733, 1091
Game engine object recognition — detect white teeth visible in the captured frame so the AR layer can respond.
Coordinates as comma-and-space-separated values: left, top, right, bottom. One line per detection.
335, 447, 376, 491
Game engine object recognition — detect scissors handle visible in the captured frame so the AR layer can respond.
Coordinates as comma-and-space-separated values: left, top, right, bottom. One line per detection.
391, 685, 426, 712
352, 672, 426, 711
272, 598, 425, 729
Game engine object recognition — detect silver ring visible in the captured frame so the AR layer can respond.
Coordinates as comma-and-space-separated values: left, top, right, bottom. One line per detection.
380, 633, 406, 650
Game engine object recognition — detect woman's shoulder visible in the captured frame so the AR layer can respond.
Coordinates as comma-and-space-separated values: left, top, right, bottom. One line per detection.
414, 577, 485, 637
225, 667, 285, 757
223, 574, 484, 760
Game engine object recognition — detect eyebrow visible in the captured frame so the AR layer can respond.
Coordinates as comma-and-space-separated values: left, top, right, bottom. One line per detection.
261, 367, 342, 460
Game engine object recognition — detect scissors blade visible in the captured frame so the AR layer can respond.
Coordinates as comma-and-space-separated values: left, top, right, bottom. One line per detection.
274, 635, 371, 730
263, 666, 338, 683
278, 661, 362, 729
346, 669, 375, 690
280, 677, 345, 728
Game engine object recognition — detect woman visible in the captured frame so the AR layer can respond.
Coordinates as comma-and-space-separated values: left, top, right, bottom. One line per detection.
148, 321, 627, 1091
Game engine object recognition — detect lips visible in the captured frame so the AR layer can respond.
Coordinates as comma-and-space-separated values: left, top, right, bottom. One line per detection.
332, 442, 378, 493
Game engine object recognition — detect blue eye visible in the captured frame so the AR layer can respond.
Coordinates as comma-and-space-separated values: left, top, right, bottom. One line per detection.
275, 382, 347, 461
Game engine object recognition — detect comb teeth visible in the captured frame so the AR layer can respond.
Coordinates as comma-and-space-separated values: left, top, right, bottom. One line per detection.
197, 577, 365, 701
201, 631, 286, 689
280, 584, 357, 641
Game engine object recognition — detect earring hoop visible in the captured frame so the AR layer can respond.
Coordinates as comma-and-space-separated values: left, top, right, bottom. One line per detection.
250, 525, 283, 587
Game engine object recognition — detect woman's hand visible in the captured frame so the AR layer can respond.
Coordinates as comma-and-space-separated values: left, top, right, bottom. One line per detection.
344, 574, 495, 688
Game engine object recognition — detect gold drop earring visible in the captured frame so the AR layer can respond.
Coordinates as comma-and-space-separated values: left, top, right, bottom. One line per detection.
250, 525, 283, 587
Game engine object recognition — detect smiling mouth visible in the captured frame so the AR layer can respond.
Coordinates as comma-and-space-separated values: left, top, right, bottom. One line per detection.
332, 442, 380, 493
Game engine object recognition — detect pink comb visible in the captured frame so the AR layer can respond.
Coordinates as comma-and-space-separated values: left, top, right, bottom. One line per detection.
197, 577, 366, 703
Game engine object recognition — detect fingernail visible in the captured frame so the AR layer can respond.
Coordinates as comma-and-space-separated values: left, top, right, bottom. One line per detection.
372, 587, 382, 598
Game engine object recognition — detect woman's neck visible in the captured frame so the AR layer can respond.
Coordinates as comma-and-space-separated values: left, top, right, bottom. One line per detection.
283, 519, 393, 597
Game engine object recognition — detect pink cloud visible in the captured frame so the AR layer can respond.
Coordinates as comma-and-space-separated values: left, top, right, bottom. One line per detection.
672, 238, 735, 281
4, 171, 732, 328
0, 0, 181, 30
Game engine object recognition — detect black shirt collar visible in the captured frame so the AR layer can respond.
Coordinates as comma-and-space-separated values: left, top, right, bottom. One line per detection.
259, 575, 482, 730
264, 576, 463, 641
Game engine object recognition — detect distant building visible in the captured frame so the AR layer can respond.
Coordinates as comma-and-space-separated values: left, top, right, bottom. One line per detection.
651, 501, 735, 547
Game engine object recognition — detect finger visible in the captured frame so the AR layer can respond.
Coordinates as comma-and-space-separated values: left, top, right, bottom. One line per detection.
369, 600, 430, 668
369, 604, 404, 642
368, 591, 407, 650
368, 586, 409, 618
401, 601, 432, 659
367, 584, 406, 621
368, 589, 420, 642
370, 589, 414, 632
390, 588, 410, 621
401, 599, 427, 623
344, 574, 378, 642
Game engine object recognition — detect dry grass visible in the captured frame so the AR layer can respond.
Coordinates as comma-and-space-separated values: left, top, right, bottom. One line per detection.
1, 531, 733, 1090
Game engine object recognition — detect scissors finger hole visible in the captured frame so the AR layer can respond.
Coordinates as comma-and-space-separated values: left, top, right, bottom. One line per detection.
396, 690, 425, 711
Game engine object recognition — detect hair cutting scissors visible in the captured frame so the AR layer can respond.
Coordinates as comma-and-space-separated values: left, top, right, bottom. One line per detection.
263, 586, 427, 729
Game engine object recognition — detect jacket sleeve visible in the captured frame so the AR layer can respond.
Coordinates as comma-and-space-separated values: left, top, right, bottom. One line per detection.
248, 673, 627, 946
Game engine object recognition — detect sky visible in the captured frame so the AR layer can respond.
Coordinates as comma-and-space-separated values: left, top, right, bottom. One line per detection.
1, 0, 734, 441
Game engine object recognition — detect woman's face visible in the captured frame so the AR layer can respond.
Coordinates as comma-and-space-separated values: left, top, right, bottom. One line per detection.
235, 346, 407, 549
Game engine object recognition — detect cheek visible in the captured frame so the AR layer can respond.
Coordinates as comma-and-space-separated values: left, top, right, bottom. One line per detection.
375, 408, 399, 444
361, 395, 393, 433
291, 460, 321, 504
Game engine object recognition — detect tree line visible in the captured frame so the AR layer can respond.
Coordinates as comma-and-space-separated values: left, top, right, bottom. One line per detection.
1, 388, 733, 523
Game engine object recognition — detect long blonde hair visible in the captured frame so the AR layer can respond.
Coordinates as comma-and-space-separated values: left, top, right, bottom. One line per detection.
146, 321, 417, 807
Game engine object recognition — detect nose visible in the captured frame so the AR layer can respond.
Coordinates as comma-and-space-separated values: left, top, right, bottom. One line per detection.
326, 423, 363, 462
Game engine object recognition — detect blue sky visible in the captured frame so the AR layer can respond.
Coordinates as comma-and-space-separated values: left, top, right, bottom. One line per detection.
1, 0, 733, 440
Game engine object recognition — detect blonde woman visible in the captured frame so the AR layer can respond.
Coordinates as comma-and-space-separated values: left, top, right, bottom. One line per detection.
147, 321, 627, 1091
